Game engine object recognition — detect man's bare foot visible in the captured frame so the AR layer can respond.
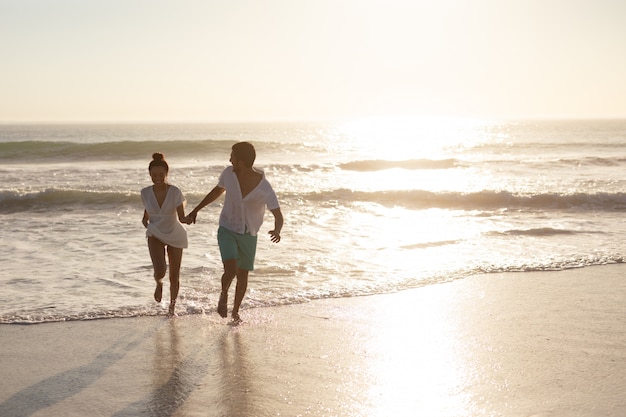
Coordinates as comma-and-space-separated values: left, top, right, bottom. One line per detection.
217, 292, 228, 318
232, 311, 241, 322
154, 280, 163, 302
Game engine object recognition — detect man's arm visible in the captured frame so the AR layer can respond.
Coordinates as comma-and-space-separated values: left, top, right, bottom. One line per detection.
268, 208, 283, 243
188, 185, 225, 224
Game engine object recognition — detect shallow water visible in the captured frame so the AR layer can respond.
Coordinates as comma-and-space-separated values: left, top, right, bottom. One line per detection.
1, 119, 625, 323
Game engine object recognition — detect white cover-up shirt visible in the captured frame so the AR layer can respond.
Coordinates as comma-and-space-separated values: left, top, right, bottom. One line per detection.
141, 184, 188, 248
217, 166, 279, 236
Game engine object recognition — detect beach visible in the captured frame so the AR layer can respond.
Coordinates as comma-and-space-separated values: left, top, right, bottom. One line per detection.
1, 264, 624, 417
3, 1, 626, 415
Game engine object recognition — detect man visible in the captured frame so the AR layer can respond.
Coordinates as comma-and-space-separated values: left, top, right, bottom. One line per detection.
187, 142, 283, 321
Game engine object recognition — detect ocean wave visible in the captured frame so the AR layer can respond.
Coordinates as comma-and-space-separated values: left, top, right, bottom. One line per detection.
0, 139, 308, 162
5, 188, 626, 213
470, 141, 626, 153
2, 260, 623, 324
489, 228, 582, 237
557, 156, 626, 166
476, 156, 626, 168
0, 307, 168, 325
291, 189, 626, 212
0, 189, 140, 212
340, 158, 460, 171
336, 156, 626, 173
400, 240, 460, 249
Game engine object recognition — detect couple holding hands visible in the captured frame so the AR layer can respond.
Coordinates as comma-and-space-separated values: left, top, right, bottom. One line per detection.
141, 142, 283, 320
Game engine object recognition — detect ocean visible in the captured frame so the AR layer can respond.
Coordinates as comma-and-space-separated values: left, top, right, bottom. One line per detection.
1, 119, 625, 324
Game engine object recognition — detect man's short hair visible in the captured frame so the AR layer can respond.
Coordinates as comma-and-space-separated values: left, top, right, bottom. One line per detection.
232, 142, 256, 167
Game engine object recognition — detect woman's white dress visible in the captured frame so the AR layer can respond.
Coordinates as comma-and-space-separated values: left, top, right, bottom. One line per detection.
141, 185, 188, 249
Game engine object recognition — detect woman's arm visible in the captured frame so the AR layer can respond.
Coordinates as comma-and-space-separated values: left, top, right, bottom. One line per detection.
142, 210, 149, 228
176, 204, 188, 224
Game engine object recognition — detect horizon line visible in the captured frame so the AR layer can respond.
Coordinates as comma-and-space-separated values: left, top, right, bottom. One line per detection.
2, 116, 626, 125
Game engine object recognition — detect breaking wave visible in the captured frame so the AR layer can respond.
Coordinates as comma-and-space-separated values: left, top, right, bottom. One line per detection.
339, 158, 460, 171
5, 188, 624, 213
292, 189, 626, 212
0, 139, 309, 162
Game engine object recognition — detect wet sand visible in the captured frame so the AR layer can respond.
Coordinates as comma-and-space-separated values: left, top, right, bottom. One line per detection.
1, 264, 625, 417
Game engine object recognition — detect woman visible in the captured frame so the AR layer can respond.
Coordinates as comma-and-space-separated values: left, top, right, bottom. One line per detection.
141, 153, 188, 317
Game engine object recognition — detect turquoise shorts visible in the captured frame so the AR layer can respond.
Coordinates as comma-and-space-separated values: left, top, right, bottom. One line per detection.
217, 226, 258, 271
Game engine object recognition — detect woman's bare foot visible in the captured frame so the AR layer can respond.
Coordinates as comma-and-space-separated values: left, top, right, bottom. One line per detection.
154, 280, 163, 302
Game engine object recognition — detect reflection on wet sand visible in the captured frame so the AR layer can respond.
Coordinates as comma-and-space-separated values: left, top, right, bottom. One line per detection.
216, 328, 255, 417
2, 265, 624, 417
148, 320, 186, 415
113, 319, 210, 417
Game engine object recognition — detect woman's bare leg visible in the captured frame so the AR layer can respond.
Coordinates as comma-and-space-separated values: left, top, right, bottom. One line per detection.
148, 237, 166, 302
167, 246, 183, 301
166, 246, 183, 316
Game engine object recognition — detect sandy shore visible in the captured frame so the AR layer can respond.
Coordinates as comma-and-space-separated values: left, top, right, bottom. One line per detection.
1, 264, 624, 417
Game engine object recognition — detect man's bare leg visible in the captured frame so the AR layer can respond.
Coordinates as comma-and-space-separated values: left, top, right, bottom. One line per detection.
218, 259, 237, 317
231, 268, 249, 321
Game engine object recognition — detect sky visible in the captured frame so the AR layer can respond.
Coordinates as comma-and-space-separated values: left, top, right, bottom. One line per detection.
1, 0, 625, 123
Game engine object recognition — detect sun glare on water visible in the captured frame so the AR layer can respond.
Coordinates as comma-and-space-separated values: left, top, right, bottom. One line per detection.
338, 115, 488, 161
332, 115, 494, 194
329, 115, 495, 280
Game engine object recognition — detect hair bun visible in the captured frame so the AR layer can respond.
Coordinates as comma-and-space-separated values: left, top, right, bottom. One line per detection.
152, 152, 165, 162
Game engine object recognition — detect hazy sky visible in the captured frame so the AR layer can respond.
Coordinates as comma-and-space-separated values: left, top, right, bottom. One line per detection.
1, 0, 625, 122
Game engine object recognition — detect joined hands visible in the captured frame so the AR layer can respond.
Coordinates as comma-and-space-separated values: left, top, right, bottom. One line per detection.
183, 212, 197, 225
